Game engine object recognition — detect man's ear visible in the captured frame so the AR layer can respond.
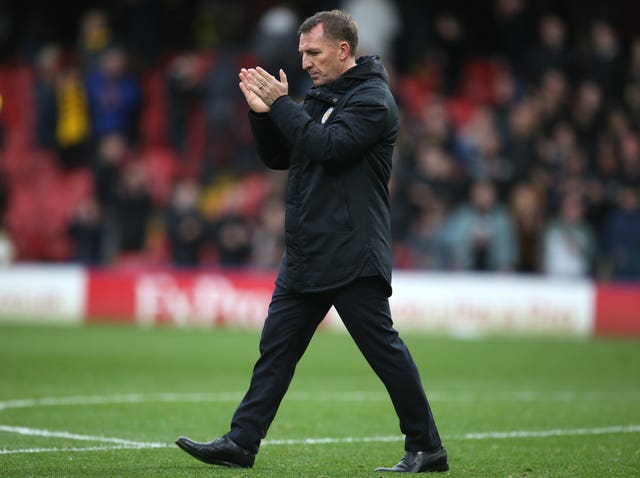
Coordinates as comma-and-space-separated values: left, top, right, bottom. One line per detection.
339, 41, 350, 61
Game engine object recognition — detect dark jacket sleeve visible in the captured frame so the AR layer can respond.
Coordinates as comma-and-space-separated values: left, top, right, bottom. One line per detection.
248, 110, 291, 170
268, 82, 393, 170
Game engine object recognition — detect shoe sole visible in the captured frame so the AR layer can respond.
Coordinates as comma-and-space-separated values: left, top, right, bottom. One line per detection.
375, 457, 450, 473
375, 466, 449, 473
175, 439, 252, 468
427, 456, 450, 472
431, 462, 450, 472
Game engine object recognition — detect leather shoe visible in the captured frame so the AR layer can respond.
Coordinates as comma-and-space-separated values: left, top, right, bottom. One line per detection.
375, 446, 449, 473
175, 435, 255, 468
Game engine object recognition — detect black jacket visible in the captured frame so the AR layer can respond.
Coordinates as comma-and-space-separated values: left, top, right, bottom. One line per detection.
249, 56, 398, 294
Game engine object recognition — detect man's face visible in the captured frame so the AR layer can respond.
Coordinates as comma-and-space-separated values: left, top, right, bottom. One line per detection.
299, 23, 345, 86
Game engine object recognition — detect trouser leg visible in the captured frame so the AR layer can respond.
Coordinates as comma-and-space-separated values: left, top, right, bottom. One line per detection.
227, 284, 330, 453
333, 276, 442, 452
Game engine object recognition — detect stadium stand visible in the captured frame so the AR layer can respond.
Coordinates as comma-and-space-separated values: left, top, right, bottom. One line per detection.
0, 1, 638, 280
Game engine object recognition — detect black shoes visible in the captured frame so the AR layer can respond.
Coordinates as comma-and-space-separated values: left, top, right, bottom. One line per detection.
175, 435, 448, 472
375, 446, 449, 473
175, 435, 256, 468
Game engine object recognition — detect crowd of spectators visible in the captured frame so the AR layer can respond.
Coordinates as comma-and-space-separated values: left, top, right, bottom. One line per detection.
0, 0, 639, 280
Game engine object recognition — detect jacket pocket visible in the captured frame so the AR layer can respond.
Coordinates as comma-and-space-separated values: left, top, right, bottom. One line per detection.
334, 179, 353, 230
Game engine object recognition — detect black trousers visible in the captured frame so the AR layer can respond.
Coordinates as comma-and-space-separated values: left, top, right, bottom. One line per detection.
226, 276, 442, 454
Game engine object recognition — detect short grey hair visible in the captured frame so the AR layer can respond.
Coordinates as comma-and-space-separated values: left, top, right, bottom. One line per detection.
298, 10, 358, 57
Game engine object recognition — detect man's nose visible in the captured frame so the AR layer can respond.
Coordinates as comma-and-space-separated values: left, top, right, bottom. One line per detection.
302, 56, 312, 70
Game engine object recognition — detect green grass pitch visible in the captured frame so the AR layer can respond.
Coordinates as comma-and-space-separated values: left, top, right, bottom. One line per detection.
0, 322, 639, 477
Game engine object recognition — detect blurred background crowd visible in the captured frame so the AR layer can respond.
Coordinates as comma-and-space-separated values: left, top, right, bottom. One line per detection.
0, 0, 639, 280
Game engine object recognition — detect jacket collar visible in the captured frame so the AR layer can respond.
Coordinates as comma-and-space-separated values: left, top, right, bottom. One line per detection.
311, 55, 389, 95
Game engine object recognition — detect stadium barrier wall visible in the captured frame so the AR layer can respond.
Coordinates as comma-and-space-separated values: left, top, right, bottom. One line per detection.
0, 266, 637, 336
0, 265, 85, 324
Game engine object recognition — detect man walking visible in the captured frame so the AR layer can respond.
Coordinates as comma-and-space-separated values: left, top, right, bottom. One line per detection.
176, 10, 448, 473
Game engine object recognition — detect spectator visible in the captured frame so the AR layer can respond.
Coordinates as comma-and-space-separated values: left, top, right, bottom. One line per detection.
113, 161, 152, 256
536, 69, 570, 133
388, 119, 419, 241
510, 182, 545, 273
526, 14, 574, 84
579, 19, 626, 102
431, 11, 466, 95
618, 131, 640, 186
33, 43, 93, 170
85, 46, 142, 145
447, 180, 517, 271
92, 132, 129, 210
414, 95, 457, 149
211, 214, 251, 267
33, 43, 91, 168
166, 52, 206, 154
542, 192, 595, 277
539, 120, 578, 174
547, 150, 592, 228
33, 44, 62, 150
571, 80, 605, 165
88, 135, 133, 273
502, 98, 542, 186
77, 9, 115, 72
251, 195, 285, 269
603, 185, 640, 279
493, 0, 531, 79
403, 197, 452, 270
55, 66, 92, 168
165, 180, 205, 266
203, 49, 247, 176
67, 197, 104, 265
404, 142, 466, 221
460, 108, 514, 200
490, 60, 519, 140
584, 134, 622, 244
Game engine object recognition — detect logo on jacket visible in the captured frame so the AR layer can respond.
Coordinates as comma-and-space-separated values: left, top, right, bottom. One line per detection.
321, 107, 334, 124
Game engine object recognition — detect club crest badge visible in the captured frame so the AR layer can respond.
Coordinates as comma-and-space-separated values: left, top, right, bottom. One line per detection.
321, 107, 334, 124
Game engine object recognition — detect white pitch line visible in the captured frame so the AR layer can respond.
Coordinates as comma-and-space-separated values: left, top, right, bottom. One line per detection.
459, 424, 640, 440
0, 445, 145, 455
0, 425, 165, 448
262, 425, 640, 445
1, 424, 639, 455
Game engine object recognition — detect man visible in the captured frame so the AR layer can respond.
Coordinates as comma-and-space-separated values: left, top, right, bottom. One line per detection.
175, 10, 448, 473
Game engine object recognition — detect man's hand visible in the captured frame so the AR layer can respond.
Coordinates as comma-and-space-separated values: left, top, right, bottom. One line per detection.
239, 67, 288, 111
239, 68, 270, 113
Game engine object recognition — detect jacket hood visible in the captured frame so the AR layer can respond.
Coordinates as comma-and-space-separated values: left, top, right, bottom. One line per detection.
319, 55, 390, 93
